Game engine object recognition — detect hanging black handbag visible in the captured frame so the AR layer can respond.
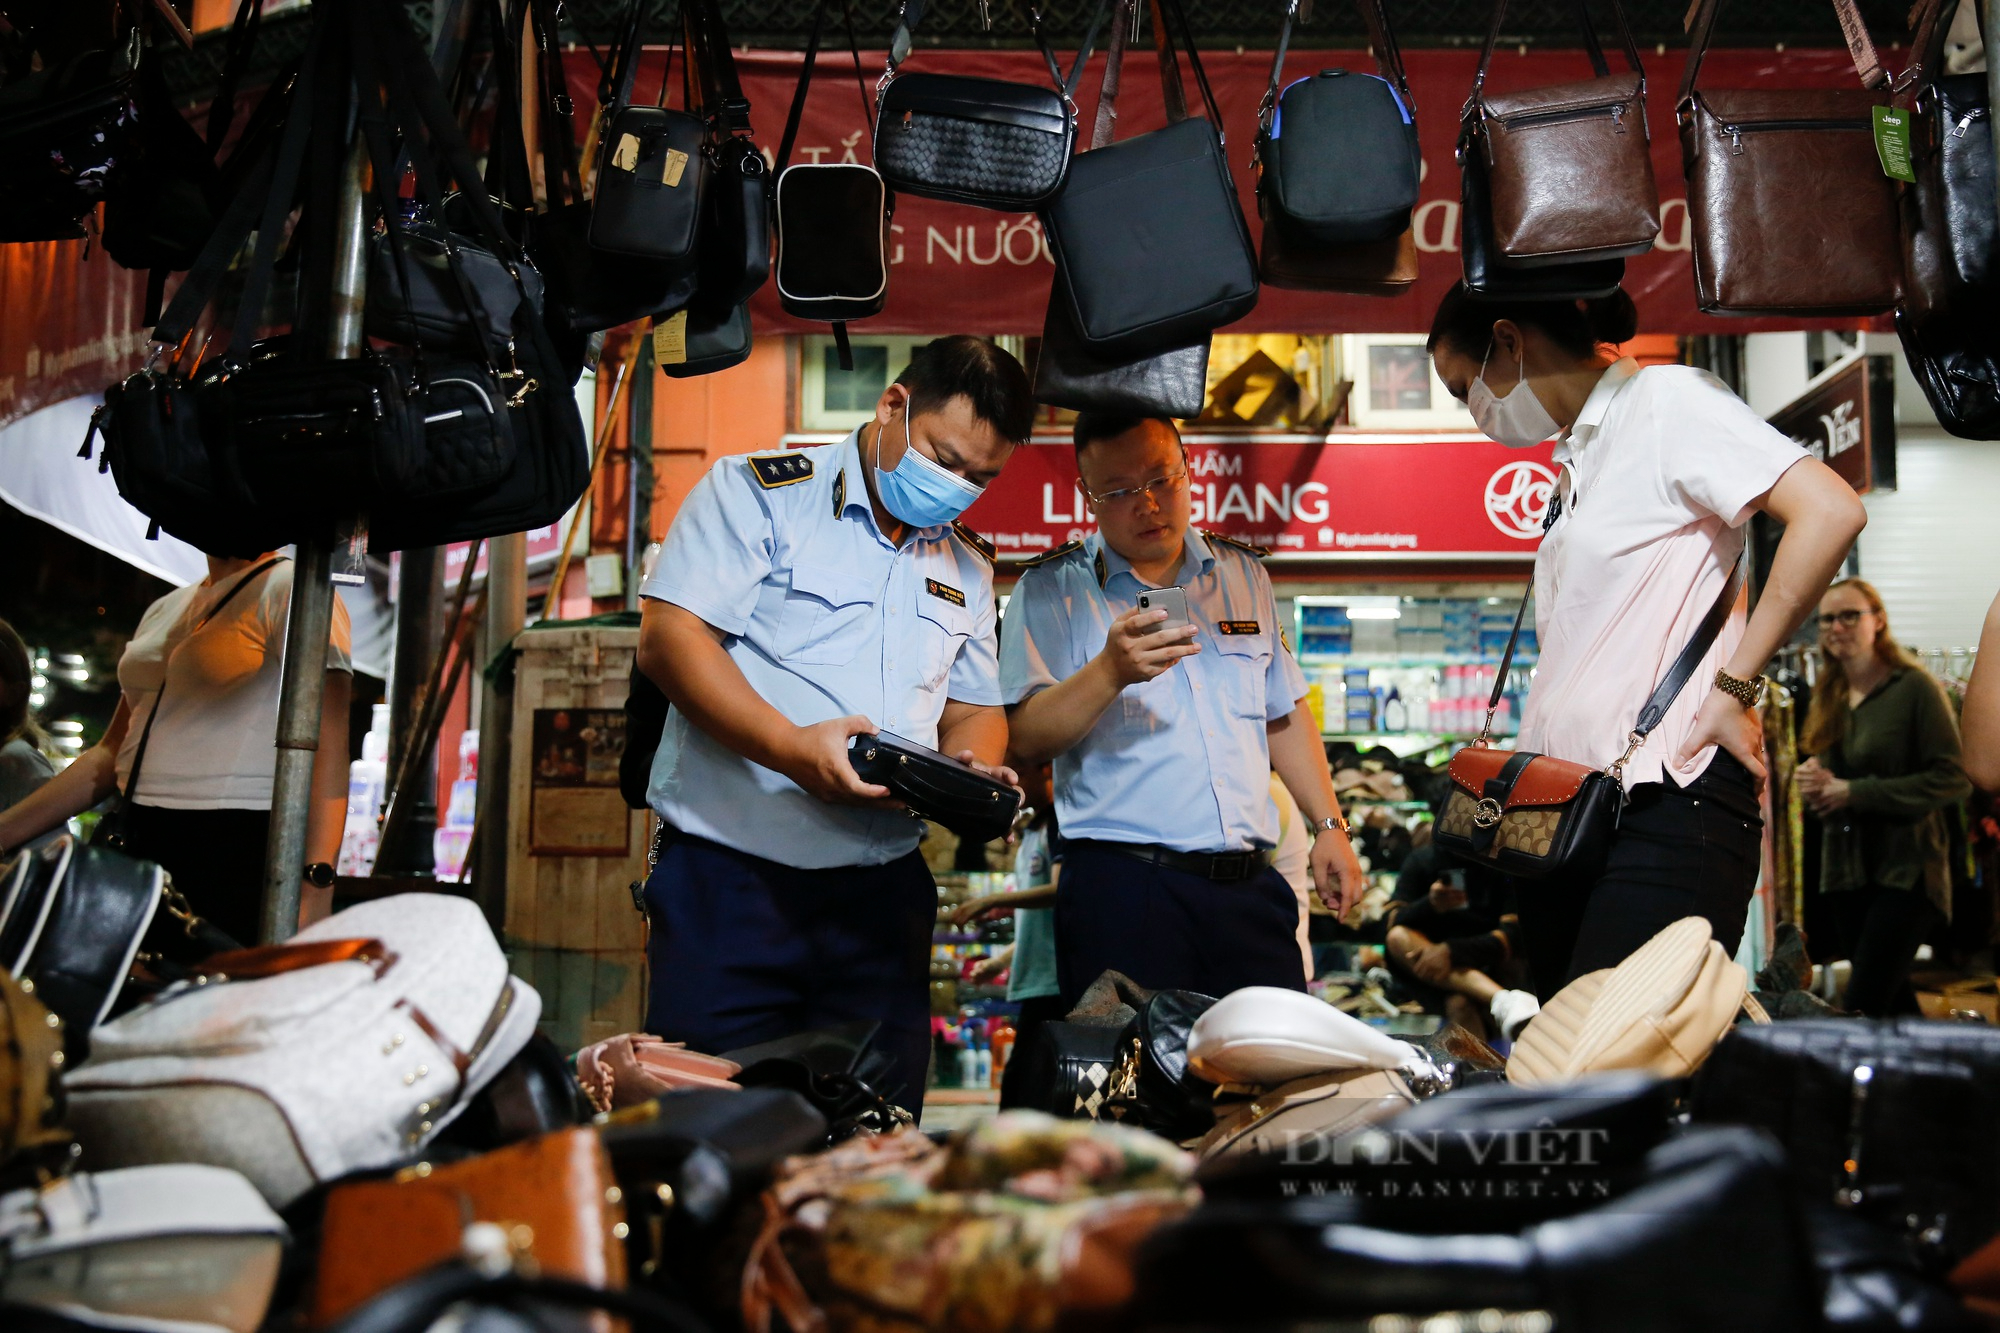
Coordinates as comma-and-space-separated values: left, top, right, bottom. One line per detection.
656, 301, 753, 379
515, 0, 695, 335
0, 44, 141, 242
1896, 0, 2000, 439
100, 49, 219, 277
1041, 0, 1258, 360
846, 732, 1024, 844
685, 0, 771, 311
1692, 1018, 2000, 1268
1434, 558, 1743, 880
366, 201, 545, 357
1255, 0, 1418, 247
589, 0, 710, 266
1033, 291, 1210, 418
773, 0, 892, 366
873, 0, 1108, 211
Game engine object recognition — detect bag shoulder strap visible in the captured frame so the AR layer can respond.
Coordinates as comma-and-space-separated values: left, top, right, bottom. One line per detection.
1088, 0, 1134, 149
1898, 0, 1961, 91
1683, 0, 1887, 101
1475, 0, 1641, 110
124, 556, 284, 804
1477, 555, 1745, 772
775, 0, 874, 172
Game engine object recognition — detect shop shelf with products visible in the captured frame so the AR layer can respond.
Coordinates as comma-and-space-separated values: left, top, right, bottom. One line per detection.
929, 872, 1026, 1093
1295, 594, 1535, 754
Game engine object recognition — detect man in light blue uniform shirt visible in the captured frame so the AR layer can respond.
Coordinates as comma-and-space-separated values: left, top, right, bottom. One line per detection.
634, 337, 1032, 1113
1001, 414, 1366, 1005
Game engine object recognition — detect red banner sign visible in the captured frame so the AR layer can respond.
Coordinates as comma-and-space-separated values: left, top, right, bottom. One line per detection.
957, 434, 1556, 561
579, 45, 1891, 338
0, 242, 151, 431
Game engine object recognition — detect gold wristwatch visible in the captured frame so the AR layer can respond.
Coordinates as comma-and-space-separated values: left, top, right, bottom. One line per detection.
1713, 667, 1768, 709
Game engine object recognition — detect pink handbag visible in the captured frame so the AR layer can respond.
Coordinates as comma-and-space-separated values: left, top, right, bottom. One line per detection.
576, 1034, 742, 1113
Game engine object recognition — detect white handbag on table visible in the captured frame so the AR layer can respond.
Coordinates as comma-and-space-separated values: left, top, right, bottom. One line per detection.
64, 893, 539, 1207
0, 1164, 286, 1333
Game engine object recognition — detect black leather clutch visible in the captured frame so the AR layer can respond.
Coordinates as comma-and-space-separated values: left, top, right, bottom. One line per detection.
847, 731, 1023, 845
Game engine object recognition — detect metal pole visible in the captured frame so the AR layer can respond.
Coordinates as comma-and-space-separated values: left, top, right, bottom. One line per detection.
471, 532, 526, 932
376, 547, 443, 874
260, 136, 369, 943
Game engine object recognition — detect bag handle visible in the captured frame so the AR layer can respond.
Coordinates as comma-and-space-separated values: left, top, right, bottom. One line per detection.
1475, 551, 1745, 784
775, 0, 874, 174
687, 0, 753, 136
1259, 0, 1415, 144
1897, 0, 1963, 92
1088, 0, 1224, 149
880, 0, 1110, 110
1474, 0, 1644, 115
193, 937, 396, 983
122, 558, 284, 807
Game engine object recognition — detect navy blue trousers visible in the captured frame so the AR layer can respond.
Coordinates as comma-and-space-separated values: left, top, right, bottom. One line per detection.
1055, 840, 1308, 1007
642, 832, 936, 1119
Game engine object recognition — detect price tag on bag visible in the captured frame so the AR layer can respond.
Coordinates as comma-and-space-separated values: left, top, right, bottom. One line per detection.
611, 133, 641, 172
1873, 106, 1916, 182
653, 310, 689, 366
662, 148, 690, 187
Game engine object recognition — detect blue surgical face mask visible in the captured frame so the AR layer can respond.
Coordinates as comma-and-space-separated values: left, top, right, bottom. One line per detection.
873, 406, 984, 528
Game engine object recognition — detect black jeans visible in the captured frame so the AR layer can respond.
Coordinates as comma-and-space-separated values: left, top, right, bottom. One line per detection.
1826, 883, 1938, 1017
1055, 841, 1307, 1008
1515, 751, 1763, 1000
121, 803, 273, 947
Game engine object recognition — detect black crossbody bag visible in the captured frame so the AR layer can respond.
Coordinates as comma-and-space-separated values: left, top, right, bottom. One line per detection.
772, 0, 892, 369
1434, 555, 1744, 881
1040, 0, 1258, 360
589, 0, 710, 266
873, 0, 1109, 211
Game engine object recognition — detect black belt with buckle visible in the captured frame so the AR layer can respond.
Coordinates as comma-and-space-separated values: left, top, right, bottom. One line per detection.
1081, 839, 1273, 883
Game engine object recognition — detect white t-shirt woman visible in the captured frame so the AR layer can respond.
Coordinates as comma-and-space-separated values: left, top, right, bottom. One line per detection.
0, 554, 353, 941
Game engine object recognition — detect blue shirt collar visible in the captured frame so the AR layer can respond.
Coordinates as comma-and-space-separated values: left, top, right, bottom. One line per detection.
834, 427, 950, 545
1085, 527, 1216, 590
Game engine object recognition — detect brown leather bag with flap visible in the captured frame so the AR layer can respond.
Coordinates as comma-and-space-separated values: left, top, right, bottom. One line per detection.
1677, 0, 1902, 314
311, 1127, 628, 1327
1465, 0, 1659, 266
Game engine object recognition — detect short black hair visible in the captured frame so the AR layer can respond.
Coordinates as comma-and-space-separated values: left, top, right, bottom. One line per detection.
1426, 282, 1640, 362
1071, 412, 1181, 462
895, 336, 1036, 444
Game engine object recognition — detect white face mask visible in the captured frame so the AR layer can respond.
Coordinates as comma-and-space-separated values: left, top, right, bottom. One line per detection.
1466, 345, 1560, 449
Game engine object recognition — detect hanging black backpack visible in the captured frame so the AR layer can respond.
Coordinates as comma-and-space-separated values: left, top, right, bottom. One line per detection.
1254, 0, 1419, 248
772, 0, 892, 368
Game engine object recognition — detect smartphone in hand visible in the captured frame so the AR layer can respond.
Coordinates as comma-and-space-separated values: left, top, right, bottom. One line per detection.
1137, 586, 1192, 636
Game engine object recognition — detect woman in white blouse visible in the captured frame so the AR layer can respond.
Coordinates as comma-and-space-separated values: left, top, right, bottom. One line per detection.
1426, 284, 1867, 998
0, 551, 352, 942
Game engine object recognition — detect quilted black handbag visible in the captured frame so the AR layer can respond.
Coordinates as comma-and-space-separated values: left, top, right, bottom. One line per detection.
872, 0, 1109, 211
1032, 287, 1211, 418
773, 0, 891, 367
366, 201, 545, 357
1896, 0, 2000, 439
1254, 0, 1418, 247
589, 0, 710, 266
1041, 0, 1258, 360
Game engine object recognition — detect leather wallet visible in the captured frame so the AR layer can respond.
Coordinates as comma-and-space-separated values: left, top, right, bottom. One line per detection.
847, 732, 1023, 844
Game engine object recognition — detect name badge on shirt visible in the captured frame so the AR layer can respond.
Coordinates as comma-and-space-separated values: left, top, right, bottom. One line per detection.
1217, 621, 1261, 635
925, 578, 967, 608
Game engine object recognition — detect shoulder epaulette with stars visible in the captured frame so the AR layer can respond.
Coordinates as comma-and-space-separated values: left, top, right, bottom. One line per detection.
748, 452, 814, 489
1017, 539, 1085, 568
951, 521, 996, 563
1204, 530, 1271, 558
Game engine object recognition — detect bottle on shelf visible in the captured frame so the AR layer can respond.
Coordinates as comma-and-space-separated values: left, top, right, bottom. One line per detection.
1382, 687, 1406, 733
